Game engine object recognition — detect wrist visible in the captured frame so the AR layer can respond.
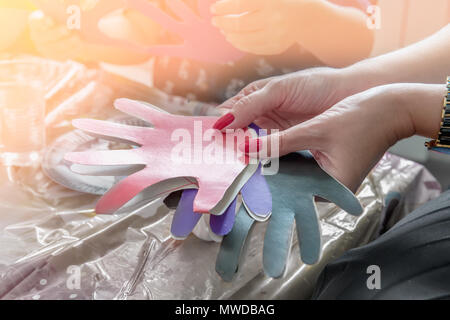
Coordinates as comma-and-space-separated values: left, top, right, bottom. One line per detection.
390, 83, 446, 140
406, 84, 447, 139
360, 85, 416, 147
334, 66, 377, 101
340, 63, 387, 95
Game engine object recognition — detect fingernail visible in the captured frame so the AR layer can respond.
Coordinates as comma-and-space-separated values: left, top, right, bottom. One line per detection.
213, 113, 235, 131
211, 17, 218, 27
210, 4, 217, 14
239, 139, 261, 153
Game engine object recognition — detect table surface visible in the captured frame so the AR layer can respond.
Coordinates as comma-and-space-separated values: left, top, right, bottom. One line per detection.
0, 57, 442, 300
0, 152, 441, 300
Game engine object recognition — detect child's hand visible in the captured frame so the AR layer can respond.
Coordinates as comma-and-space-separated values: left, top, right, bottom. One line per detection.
28, 9, 153, 64
211, 0, 373, 66
211, 0, 304, 55
28, 10, 86, 61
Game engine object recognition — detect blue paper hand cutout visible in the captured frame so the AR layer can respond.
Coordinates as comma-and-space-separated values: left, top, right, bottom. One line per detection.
216, 152, 363, 281
215, 204, 255, 282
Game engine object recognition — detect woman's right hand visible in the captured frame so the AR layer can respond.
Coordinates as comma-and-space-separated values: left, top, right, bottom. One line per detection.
213, 67, 363, 131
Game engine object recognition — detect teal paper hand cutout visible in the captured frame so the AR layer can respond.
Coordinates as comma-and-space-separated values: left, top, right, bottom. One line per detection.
215, 204, 255, 282
216, 151, 363, 281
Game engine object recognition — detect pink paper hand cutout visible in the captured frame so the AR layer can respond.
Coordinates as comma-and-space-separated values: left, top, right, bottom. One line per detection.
32, 0, 245, 64
65, 99, 256, 215
130, 0, 245, 63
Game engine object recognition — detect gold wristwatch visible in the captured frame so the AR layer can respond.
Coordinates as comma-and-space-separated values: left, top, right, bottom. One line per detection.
425, 76, 450, 150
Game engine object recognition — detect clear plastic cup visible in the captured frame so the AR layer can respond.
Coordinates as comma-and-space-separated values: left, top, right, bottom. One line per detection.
0, 82, 46, 166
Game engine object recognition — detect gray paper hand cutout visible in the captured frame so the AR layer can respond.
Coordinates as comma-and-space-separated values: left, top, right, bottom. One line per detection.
216, 151, 363, 280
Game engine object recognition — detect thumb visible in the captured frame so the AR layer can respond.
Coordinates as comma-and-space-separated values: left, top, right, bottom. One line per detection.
213, 80, 282, 131
239, 123, 325, 158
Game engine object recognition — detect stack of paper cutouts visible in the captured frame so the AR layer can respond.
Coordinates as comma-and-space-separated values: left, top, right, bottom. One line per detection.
64, 99, 363, 281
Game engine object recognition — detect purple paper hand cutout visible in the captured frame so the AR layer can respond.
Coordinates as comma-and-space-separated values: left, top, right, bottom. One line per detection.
170, 189, 203, 239
32, 0, 244, 64
170, 163, 271, 239
170, 189, 238, 238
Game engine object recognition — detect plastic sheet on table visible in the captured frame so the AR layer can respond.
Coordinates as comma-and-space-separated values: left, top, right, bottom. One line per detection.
0, 152, 441, 300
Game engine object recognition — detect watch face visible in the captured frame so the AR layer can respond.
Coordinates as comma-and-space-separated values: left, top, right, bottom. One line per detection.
42, 116, 149, 195
437, 82, 450, 146
431, 147, 450, 155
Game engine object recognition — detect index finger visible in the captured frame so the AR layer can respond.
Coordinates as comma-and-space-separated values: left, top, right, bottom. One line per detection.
211, 0, 263, 15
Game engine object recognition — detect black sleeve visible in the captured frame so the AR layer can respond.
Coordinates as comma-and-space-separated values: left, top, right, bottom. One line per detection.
312, 190, 450, 300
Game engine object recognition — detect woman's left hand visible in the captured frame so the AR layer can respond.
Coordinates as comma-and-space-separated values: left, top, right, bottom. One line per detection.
236, 83, 445, 191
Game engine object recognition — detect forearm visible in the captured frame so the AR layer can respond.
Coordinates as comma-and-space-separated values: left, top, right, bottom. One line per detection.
296, 0, 374, 67
343, 24, 450, 92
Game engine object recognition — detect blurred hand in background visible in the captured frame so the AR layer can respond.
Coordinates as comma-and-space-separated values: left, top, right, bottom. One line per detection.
28, 10, 87, 61
28, 1, 165, 65
211, 0, 375, 67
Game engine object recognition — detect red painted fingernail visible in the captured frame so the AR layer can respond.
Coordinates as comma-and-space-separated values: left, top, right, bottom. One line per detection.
242, 140, 250, 153
239, 139, 261, 153
213, 113, 235, 131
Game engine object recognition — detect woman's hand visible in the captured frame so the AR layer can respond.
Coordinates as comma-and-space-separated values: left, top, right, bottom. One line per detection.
215, 80, 446, 191
262, 85, 416, 191
213, 67, 365, 131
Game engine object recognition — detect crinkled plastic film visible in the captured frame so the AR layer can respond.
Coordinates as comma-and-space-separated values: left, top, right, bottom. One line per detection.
0, 58, 442, 300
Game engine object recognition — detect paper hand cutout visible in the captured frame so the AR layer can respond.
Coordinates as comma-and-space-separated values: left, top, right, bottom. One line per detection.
171, 163, 272, 239
65, 98, 257, 215
32, 0, 244, 64
216, 152, 363, 281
